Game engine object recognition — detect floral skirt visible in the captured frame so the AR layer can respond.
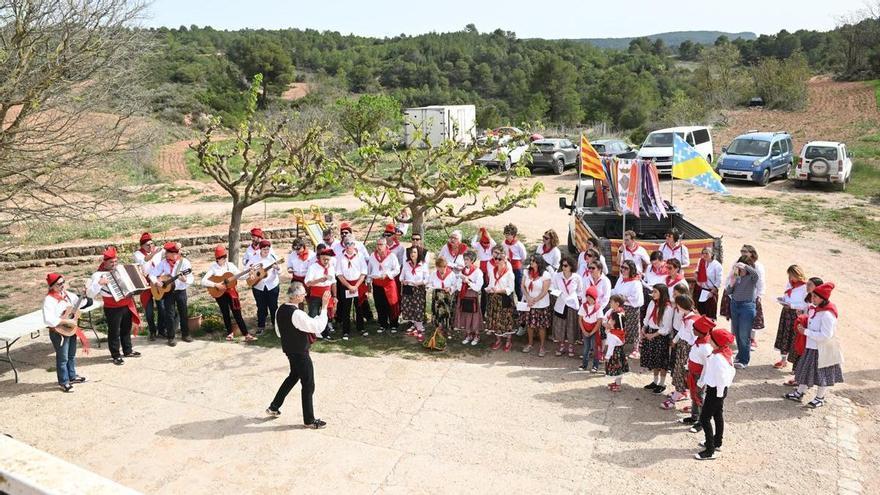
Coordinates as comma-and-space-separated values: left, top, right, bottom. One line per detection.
401, 286, 427, 322
623, 305, 641, 348
794, 348, 844, 387
485, 293, 515, 336
753, 297, 765, 330
552, 306, 579, 343
453, 289, 483, 333
720, 290, 731, 319
521, 306, 551, 329
640, 333, 670, 370
773, 307, 798, 354
605, 345, 630, 377
694, 286, 718, 319
431, 289, 453, 329
670, 339, 692, 392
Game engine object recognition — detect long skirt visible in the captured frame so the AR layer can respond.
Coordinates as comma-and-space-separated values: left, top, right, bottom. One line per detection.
719, 290, 731, 319
552, 306, 579, 343
605, 345, 630, 377
671, 340, 692, 392
793, 348, 844, 387
401, 285, 427, 322
453, 289, 483, 334
485, 293, 515, 336
694, 286, 718, 319
787, 347, 802, 368
640, 333, 670, 370
623, 305, 641, 348
431, 289, 453, 329
773, 307, 799, 354
521, 306, 551, 329
752, 297, 765, 330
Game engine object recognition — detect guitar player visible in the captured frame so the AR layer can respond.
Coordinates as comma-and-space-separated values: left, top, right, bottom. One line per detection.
201, 245, 255, 342
247, 239, 281, 336
43, 272, 88, 392
149, 242, 194, 347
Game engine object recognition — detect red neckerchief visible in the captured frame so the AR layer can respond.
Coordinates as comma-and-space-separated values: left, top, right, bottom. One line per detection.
695, 331, 710, 345
582, 300, 600, 318
436, 267, 452, 289
560, 273, 575, 294
697, 258, 708, 283
297, 249, 310, 261
138, 247, 148, 256
504, 238, 520, 262
459, 265, 478, 297
784, 280, 806, 297
666, 242, 682, 255
167, 258, 177, 272
388, 239, 400, 252
462, 265, 476, 278
527, 268, 541, 292
682, 311, 699, 324
650, 301, 660, 325
625, 242, 640, 256
344, 251, 358, 269
622, 274, 640, 283
588, 274, 601, 287
374, 249, 390, 267
48, 290, 65, 302
446, 242, 466, 257
666, 274, 684, 287
408, 260, 418, 276
651, 264, 668, 277
320, 261, 329, 276
541, 244, 553, 255
491, 259, 508, 281
812, 302, 839, 319
712, 344, 734, 365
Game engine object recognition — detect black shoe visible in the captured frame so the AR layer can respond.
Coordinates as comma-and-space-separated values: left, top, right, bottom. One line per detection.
694, 449, 717, 460
167, 340, 177, 347
679, 417, 698, 425
652, 385, 667, 395
689, 424, 703, 433
60, 383, 74, 393
124, 351, 141, 358
265, 407, 281, 417
698, 441, 722, 452
644, 382, 660, 390
70, 376, 87, 384
112, 357, 124, 365
148, 334, 156, 341
306, 419, 327, 429
182, 336, 193, 343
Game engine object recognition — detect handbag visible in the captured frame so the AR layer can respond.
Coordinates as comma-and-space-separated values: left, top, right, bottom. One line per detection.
460, 297, 478, 314
501, 294, 513, 309
818, 337, 844, 368
402, 284, 414, 296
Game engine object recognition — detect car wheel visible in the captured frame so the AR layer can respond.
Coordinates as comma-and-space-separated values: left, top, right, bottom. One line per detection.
785, 161, 793, 179
794, 180, 806, 189
758, 169, 770, 186
835, 180, 847, 192
554, 158, 565, 175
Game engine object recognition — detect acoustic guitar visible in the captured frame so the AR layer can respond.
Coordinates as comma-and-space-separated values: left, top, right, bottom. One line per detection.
54, 291, 86, 337
151, 268, 193, 300
206, 269, 252, 298
246, 257, 285, 288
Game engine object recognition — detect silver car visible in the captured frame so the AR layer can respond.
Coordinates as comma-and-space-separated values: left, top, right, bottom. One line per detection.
591, 139, 633, 157
529, 138, 580, 174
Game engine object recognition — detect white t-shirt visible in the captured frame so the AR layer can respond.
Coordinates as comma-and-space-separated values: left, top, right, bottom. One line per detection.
523, 269, 553, 308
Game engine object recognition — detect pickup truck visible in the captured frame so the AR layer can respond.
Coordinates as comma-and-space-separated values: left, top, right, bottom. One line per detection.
559, 178, 723, 279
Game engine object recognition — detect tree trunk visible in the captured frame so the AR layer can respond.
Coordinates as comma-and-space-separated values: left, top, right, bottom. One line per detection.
410, 208, 426, 239
228, 201, 245, 265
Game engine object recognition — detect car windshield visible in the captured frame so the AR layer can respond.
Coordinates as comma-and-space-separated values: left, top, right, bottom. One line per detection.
593, 144, 606, 153
804, 146, 838, 160
534, 143, 556, 151
642, 132, 684, 147
726, 139, 770, 157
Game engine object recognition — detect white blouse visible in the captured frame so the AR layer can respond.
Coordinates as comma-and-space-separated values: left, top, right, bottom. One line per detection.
581, 273, 612, 310
698, 353, 736, 397
688, 341, 713, 366
305, 261, 336, 289
805, 309, 837, 350
642, 301, 674, 336
523, 269, 553, 308
400, 261, 429, 285
287, 250, 316, 278
428, 269, 460, 292
779, 282, 809, 311
457, 266, 484, 293
660, 242, 690, 268
612, 278, 644, 308
536, 246, 561, 271
486, 260, 515, 296
642, 265, 668, 290
552, 272, 583, 312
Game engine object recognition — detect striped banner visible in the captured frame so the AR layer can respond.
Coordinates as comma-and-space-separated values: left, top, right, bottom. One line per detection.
580, 134, 606, 180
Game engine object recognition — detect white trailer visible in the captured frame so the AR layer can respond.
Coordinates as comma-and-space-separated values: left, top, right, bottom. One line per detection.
403, 105, 476, 148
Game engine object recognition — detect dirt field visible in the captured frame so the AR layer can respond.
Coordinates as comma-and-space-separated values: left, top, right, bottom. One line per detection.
281, 82, 311, 101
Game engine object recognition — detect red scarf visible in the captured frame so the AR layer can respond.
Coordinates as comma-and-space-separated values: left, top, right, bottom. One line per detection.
649, 302, 660, 325
408, 260, 419, 276
696, 258, 708, 283
666, 274, 684, 288
446, 242, 467, 257
48, 291, 91, 354
374, 249, 391, 266
625, 242, 640, 256
541, 244, 554, 255
579, 301, 601, 333
608, 308, 625, 342
167, 258, 177, 271
321, 261, 329, 277
436, 267, 453, 289
459, 265, 477, 299
527, 268, 541, 292
784, 280, 806, 297
694, 331, 710, 345
560, 274, 575, 294
651, 264, 668, 277
344, 252, 357, 268
297, 249, 310, 261
711, 337, 734, 365
491, 260, 508, 283
504, 238, 522, 269
812, 302, 839, 319
388, 239, 400, 252
622, 274, 640, 283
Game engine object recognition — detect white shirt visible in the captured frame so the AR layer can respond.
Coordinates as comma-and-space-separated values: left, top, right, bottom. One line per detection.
305, 261, 337, 289
523, 269, 552, 308
805, 308, 837, 350
486, 260, 515, 296
578, 302, 603, 327
428, 268, 460, 292
246, 254, 281, 291
642, 301, 674, 336
400, 260, 429, 286
642, 265, 667, 290
660, 242, 690, 268
149, 258, 194, 291
87, 271, 114, 300
457, 265, 484, 294
552, 271, 583, 312
274, 304, 328, 338
388, 240, 407, 268
620, 244, 650, 273
502, 240, 528, 267
336, 252, 368, 282
243, 244, 276, 268
438, 243, 467, 271
673, 311, 698, 345
577, 251, 608, 277
698, 353, 736, 397
367, 251, 401, 282
332, 239, 369, 260
612, 278, 644, 308
133, 248, 164, 276
688, 340, 713, 366
200, 261, 241, 288
755, 261, 766, 297
536, 245, 561, 272
581, 273, 612, 310
471, 237, 497, 263
43, 291, 80, 328
286, 250, 316, 278
664, 275, 689, 300
779, 282, 809, 312
696, 259, 723, 290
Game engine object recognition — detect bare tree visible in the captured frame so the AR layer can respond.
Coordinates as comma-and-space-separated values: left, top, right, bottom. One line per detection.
192, 74, 336, 264
0, 0, 154, 231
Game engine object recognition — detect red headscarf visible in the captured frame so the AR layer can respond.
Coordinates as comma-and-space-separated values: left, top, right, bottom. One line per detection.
710, 328, 735, 364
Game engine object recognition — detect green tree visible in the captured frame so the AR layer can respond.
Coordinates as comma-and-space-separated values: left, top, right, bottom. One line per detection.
694, 44, 748, 108
226, 35, 296, 101
336, 94, 402, 147
752, 54, 810, 110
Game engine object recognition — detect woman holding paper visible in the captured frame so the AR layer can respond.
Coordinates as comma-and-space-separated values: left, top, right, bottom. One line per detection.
773, 265, 809, 369
551, 256, 583, 358
455, 251, 484, 345
612, 260, 645, 359
400, 246, 429, 341
694, 247, 723, 318
521, 255, 552, 357
485, 245, 516, 351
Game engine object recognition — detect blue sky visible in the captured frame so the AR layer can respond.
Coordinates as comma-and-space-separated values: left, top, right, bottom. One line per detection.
145, 0, 867, 38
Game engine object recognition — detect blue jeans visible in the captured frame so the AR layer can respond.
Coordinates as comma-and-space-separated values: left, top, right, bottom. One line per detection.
581, 333, 599, 368
49, 331, 77, 385
513, 268, 523, 302
730, 300, 756, 365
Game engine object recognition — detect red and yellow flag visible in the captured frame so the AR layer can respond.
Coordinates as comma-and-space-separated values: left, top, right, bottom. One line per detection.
580, 134, 606, 180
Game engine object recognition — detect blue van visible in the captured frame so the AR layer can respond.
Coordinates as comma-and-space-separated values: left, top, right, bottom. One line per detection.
717, 131, 793, 186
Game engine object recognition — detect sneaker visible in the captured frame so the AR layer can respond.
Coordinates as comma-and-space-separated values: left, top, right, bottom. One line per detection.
698, 441, 722, 452
167, 339, 177, 347
390, 328, 398, 334
60, 383, 74, 393
112, 357, 125, 365
689, 424, 703, 433
652, 385, 667, 395
733, 362, 746, 369
362, 331, 369, 337
694, 450, 717, 460
462, 336, 472, 345
522, 345, 533, 353
342, 335, 349, 341
591, 366, 599, 373
807, 397, 826, 409
182, 336, 194, 343
124, 351, 141, 358
307, 419, 327, 429
679, 417, 698, 425
377, 328, 385, 334
265, 408, 281, 417
578, 365, 589, 371
784, 391, 804, 402
70, 376, 87, 384
471, 337, 479, 346
226, 333, 234, 341
538, 347, 546, 357
750, 338, 757, 350
555, 348, 564, 357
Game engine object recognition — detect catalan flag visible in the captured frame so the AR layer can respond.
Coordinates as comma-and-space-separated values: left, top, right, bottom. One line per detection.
672, 133, 728, 195
580, 134, 606, 180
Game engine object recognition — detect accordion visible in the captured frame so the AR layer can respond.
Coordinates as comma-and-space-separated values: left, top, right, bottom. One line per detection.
99, 264, 149, 301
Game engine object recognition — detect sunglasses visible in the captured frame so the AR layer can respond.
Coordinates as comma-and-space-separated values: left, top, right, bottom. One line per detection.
542, 236, 550, 240
412, 237, 422, 241
590, 266, 599, 270
621, 267, 630, 272
561, 263, 570, 267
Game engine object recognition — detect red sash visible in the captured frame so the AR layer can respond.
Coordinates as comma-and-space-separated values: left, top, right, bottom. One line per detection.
308, 285, 332, 298
696, 258, 708, 284
504, 239, 523, 270
346, 279, 369, 305
687, 362, 704, 406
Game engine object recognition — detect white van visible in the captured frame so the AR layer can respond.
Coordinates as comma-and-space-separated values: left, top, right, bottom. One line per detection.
637, 126, 714, 175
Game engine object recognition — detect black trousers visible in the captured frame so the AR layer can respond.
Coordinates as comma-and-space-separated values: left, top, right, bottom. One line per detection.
306, 296, 333, 338
142, 295, 167, 337
373, 285, 398, 329
270, 352, 315, 425
216, 293, 248, 335
699, 386, 726, 452
252, 286, 279, 329
335, 281, 364, 336
104, 306, 133, 358
163, 289, 189, 340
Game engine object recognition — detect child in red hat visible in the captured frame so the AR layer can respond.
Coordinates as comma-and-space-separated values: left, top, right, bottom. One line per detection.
695, 327, 736, 460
